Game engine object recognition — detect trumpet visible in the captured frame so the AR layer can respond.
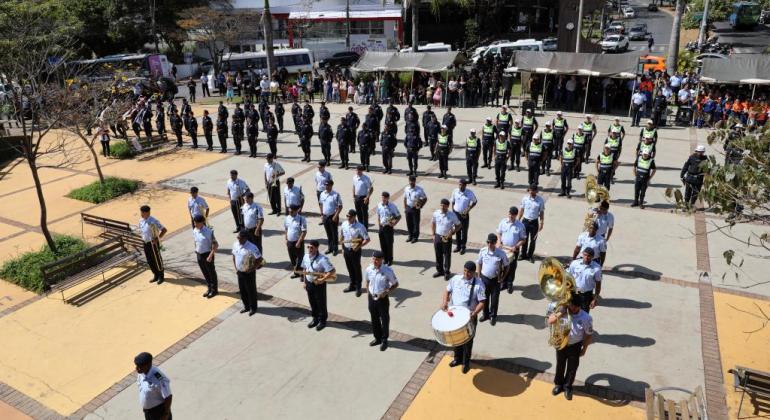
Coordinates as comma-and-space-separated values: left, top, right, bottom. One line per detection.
441, 234, 451, 243
343, 237, 364, 251
293, 269, 338, 285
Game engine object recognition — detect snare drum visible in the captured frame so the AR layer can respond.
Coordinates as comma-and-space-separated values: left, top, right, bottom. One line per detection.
431, 306, 475, 347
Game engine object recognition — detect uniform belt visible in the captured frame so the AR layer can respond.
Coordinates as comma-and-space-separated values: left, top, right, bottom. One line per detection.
576, 289, 594, 295
523, 218, 537, 223
196, 251, 211, 255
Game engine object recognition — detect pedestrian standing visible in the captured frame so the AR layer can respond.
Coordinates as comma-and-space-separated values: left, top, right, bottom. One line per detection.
192, 215, 218, 298
134, 352, 172, 420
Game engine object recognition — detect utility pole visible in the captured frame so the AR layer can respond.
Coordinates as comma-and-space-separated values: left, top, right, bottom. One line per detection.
697, 0, 710, 47
576, 0, 584, 52
345, 0, 351, 49
151, 0, 159, 53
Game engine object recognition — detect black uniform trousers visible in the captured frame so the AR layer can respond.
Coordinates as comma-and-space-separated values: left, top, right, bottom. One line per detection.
268, 140, 277, 157
554, 341, 583, 388
173, 129, 183, 147
230, 199, 243, 230
481, 275, 501, 320
541, 144, 554, 172
143, 241, 164, 280
359, 147, 370, 169
343, 247, 363, 290
453, 317, 477, 367
527, 157, 541, 186
553, 132, 565, 158
287, 240, 304, 271
466, 153, 479, 183
437, 148, 450, 175
505, 249, 520, 290
561, 163, 574, 194
268, 181, 281, 214
196, 252, 218, 293
247, 134, 257, 157
521, 218, 539, 259
354, 196, 369, 227
598, 168, 612, 190
204, 130, 213, 149
369, 294, 390, 341
583, 134, 594, 162
382, 147, 394, 172
320, 142, 331, 165
495, 154, 508, 186
509, 142, 522, 170
482, 139, 493, 167
573, 147, 584, 176
245, 227, 262, 255
144, 403, 172, 420
684, 175, 703, 206
338, 143, 350, 168
217, 131, 228, 152
406, 148, 419, 174
634, 174, 651, 205
189, 131, 198, 148
405, 207, 421, 240
434, 235, 452, 275
237, 270, 258, 311
574, 291, 594, 313
379, 225, 395, 265
322, 215, 339, 251
428, 137, 438, 160
454, 212, 470, 250
306, 281, 328, 322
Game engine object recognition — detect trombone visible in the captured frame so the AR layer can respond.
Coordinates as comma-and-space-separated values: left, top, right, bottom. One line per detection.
149, 223, 164, 272
293, 269, 338, 285
342, 237, 364, 251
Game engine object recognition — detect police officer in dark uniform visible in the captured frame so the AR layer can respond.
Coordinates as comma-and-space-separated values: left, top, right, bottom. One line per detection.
509, 119, 524, 171
266, 116, 278, 156
571, 127, 586, 178
525, 133, 544, 186
217, 100, 228, 123
258, 98, 269, 129
422, 104, 435, 143
216, 112, 228, 153
579, 115, 597, 162
385, 100, 400, 127
633, 150, 656, 208
275, 100, 285, 132
362, 106, 378, 154
426, 114, 440, 161
404, 125, 423, 176
170, 109, 183, 147
246, 105, 259, 157
404, 102, 418, 130
552, 111, 569, 159
481, 117, 498, 168
521, 109, 538, 150
540, 121, 556, 175
437, 125, 452, 178
232, 103, 245, 155
187, 110, 199, 148
180, 98, 191, 133
494, 132, 510, 189
680, 145, 707, 209
319, 100, 330, 122
291, 99, 301, 133
596, 144, 617, 190
495, 106, 512, 137
465, 129, 481, 185
202, 109, 214, 150
345, 106, 360, 153
302, 99, 314, 128
358, 128, 372, 171
336, 116, 351, 169
155, 100, 166, 139
142, 102, 153, 141
442, 107, 457, 145
318, 117, 333, 166
380, 122, 397, 174
299, 116, 313, 162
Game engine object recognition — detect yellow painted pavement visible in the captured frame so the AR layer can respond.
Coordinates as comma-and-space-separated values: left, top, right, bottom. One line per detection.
0, 268, 235, 416
403, 356, 644, 420
0, 280, 36, 312
714, 292, 770, 419
0, 400, 32, 420
1, 174, 97, 227
0, 232, 45, 263
0, 162, 74, 197
0, 222, 22, 240
99, 147, 230, 183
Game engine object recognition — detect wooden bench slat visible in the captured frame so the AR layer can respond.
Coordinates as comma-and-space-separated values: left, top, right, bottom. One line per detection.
645, 388, 656, 420
681, 397, 691, 420
47, 253, 138, 292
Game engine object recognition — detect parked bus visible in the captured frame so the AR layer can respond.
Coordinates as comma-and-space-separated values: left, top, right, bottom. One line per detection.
71, 54, 172, 81
729, 1, 761, 29
207, 48, 314, 92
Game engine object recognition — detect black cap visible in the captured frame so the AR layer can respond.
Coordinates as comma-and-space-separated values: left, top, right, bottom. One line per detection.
487, 233, 497, 243
287, 177, 295, 183
382, 191, 390, 198
318, 160, 326, 166
134, 352, 152, 366
440, 198, 450, 205
356, 165, 365, 170
245, 191, 254, 199
600, 201, 609, 209
230, 169, 238, 175
509, 206, 518, 214
190, 186, 199, 193
373, 250, 385, 258
463, 261, 476, 271
529, 183, 538, 191
583, 248, 595, 257
459, 179, 468, 185
238, 229, 249, 238
570, 294, 582, 306
325, 179, 334, 186
347, 209, 357, 217
308, 239, 320, 247
193, 214, 206, 224
140, 205, 151, 213
290, 204, 300, 210
408, 175, 416, 181
266, 153, 274, 159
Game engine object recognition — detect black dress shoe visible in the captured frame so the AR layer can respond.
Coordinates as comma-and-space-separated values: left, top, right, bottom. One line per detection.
203, 291, 211, 298
552, 385, 563, 396
333, 250, 339, 256
558, 192, 566, 197
343, 286, 355, 293
564, 387, 573, 400
369, 339, 382, 347
380, 340, 388, 351
406, 237, 413, 243
316, 322, 326, 331
411, 238, 418, 243
156, 278, 164, 285
291, 273, 301, 279
479, 315, 488, 322
448, 359, 460, 368
240, 308, 250, 314
444, 274, 451, 281
453, 247, 461, 253
209, 291, 218, 298
355, 289, 362, 297
307, 319, 319, 328
432, 272, 444, 278
249, 310, 257, 316
462, 364, 470, 374
459, 248, 466, 255
325, 249, 332, 254
490, 317, 497, 326
149, 278, 158, 283
507, 283, 514, 294
233, 229, 240, 233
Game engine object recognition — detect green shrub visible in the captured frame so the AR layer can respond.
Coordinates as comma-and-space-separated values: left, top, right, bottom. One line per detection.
66, 177, 140, 204
110, 140, 133, 159
0, 235, 88, 293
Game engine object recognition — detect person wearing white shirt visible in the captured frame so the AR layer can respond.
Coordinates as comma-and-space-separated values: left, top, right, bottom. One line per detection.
432, 198, 462, 280
451, 179, 477, 254
314, 161, 332, 201
318, 180, 343, 255
192, 215, 219, 298
365, 251, 398, 351
200, 74, 209, 97
134, 352, 172, 419
139, 205, 167, 284
301, 240, 336, 331
441, 261, 486, 374
352, 165, 374, 227
677, 87, 691, 105
376, 191, 401, 265
573, 222, 607, 266
232, 230, 264, 316
264, 154, 285, 215
631, 89, 647, 127
241, 192, 265, 252
283, 177, 304, 215
226, 170, 250, 232
476, 233, 510, 325
547, 293, 594, 400
517, 184, 545, 262
340, 209, 370, 296
497, 206, 527, 293
187, 186, 209, 227
403, 175, 427, 242
567, 248, 602, 314
593, 201, 614, 241
284, 205, 307, 276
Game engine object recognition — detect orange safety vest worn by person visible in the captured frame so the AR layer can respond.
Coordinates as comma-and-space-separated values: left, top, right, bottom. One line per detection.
640, 80, 653, 92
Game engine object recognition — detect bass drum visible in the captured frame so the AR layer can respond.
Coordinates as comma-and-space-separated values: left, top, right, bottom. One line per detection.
431, 306, 474, 347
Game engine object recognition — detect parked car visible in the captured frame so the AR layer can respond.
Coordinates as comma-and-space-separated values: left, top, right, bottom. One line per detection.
601, 35, 630, 52
318, 51, 360, 68
628, 24, 649, 40
608, 21, 626, 33
639, 55, 667, 74
542, 38, 557, 51
647, 3, 658, 11
696, 52, 729, 66
623, 6, 636, 18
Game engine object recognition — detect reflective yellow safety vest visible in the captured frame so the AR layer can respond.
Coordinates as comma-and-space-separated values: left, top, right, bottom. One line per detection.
523, 116, 534, 128
581, 122, 594, 132
642, 128, 656, 139
510, 127, 523, 139
438, 134, 449, 147
498, 113, 510, 122
554, 118, 566, 128
466, 136, 478, 148
636, 156, 653, 174
541, 130, 554, 143
599, 152, 614, 168
529, 142, 543, 156
495, 140, 508, 154
573, 133, 586, 145
639, 142, 654, 155
482, 124, 495, 135
610, 124, 623, 134
562, 147, 576, 162
606, 136, 620, 150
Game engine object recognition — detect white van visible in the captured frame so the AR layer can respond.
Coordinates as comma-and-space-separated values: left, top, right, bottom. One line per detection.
208, 48, 314, 91
481, 39, 543, 60
400, 42, 453, 53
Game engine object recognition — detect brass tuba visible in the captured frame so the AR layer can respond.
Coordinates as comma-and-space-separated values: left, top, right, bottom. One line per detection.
538, 257, 575, 350
584, 175, 609, 230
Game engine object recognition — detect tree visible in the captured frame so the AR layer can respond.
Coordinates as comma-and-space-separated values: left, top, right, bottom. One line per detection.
177, 1, 245, 76
411, 0, 419, 52
262, 0, 276, 77
666, 0, 685, 74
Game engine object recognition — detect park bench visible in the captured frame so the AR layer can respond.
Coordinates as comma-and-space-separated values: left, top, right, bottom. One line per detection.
80, 213, 143, 250
645, 386, 706, 420
41, 236, 140, 302
729, 365, 770, 418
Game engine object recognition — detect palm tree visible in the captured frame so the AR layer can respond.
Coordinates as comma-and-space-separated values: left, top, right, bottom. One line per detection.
666, 0, 685, 74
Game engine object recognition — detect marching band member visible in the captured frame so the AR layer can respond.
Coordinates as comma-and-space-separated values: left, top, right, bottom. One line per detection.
352, 165, 374, 227
232, 229, 264, 316
451, 179, 477, 255
376, 191, 401, 265
573, 222, 607, 267
187, 186, 209, 228
264, 154, 285, 215
594, 201, 614, 242
476, 233, 510, 326
403, 175, 427, 243
192, 215, 218, 298
241, 192, 265, 252
340, 209, 370, 296
518, 184, 545, 262
285, 204, 307, 278
318, 180, 343, 256
314, 161, 332, 203
548, 293, 593, 400
432, 199, 462, 280
301, 240, 336, 331
283, 177, 304, 216
566, 248, 602, 313
442, 261, 486, 374
496, 206, 527, 294
365, 251, 399, 351
140, 205, 167, 284
226, 170, 250, 233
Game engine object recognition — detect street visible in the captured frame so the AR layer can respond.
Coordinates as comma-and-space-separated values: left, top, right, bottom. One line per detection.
712, 21, 770, 54
622, 0, 673, 55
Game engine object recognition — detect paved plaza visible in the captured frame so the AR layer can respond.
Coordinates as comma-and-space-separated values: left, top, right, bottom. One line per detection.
0, 102, 768, 419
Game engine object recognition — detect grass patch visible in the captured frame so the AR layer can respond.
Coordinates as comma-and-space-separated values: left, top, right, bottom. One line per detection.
0, 235, 88, 293
110, 140, 133, 159
66, 177, 140, 204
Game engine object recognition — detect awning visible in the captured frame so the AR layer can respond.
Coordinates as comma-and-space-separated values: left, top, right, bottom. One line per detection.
351, 51, 465, 73
505, 51, 640, 78
288, 9, 401, 20
700, 55, 770, 85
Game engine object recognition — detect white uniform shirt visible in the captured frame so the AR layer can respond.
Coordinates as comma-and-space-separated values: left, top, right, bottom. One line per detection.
594, 211, 615, 238
432, 210, 461, 236
567, 258, 602, 293
446, 275, 486, 309
284, 185, 303, 207
575, 232, 607, 259
365, 264, 398, 296
476, 247, 510, 278
232, 240, 261, 271
353, 174, 373, 197
404, 185, 426, 208
497, 218, 527, 247
187, 196, 209, 218
264, 162, 285, 186
315, 170, 332, 192
520, 195, 545, 220
192, 226, 216, 254
227, 178, 249, 201
319, 190, 342, 216
137, 366, 171, 410
376, 202, 400, 225
632, 92, 646, 106
340, 220, 369, 249
284, 214, 307, 242
301, 253, 334, 283
451, 188, 477, 214
139, 216, 164, 242
567, 309, 594, 345
241, 202, 264, 229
